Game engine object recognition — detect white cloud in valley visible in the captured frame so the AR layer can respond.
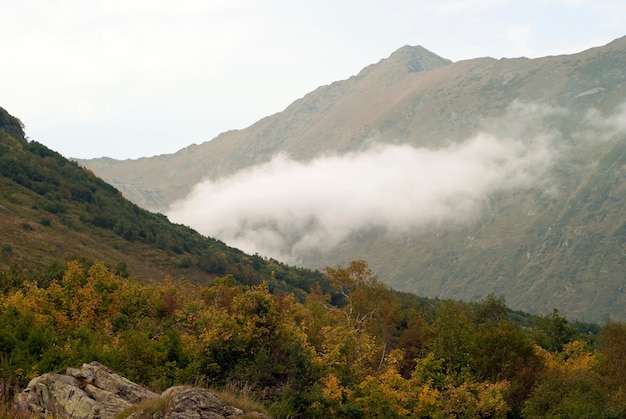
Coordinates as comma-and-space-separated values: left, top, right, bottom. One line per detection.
167, 128, 556, 263
167, 101, 626, 264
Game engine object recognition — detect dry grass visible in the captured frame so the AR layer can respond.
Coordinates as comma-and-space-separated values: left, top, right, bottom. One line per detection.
0, 377, 25, 419
114, 396, 169, 419
212, 381, 270, 416
112, 383, 270, 419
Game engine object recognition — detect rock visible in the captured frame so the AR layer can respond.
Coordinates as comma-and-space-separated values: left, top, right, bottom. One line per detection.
162, 386, 241, 419
14, 361, 157, 418
68, 361, 159, 404
13, 362, 269, 419
16, 373, 98, 418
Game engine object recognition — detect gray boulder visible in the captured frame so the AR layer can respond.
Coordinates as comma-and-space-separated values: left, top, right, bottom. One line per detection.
13, 361, 269, 418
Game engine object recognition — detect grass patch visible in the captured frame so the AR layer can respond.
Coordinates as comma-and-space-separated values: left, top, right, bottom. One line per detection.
114, 396, 169, 419
212, 381, 270, 416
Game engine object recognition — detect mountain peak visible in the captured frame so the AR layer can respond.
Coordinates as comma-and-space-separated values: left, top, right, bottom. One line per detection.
387, 44, 453, 73
353, 44, 452, 82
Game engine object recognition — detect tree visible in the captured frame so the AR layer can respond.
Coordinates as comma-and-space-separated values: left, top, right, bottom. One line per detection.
522, 340, 617, 418
397, 309, 431, 378
324, 260, 388, 333
430, 300, 473, 375
471, 293, 508, 326
532, 309, 575, 352
321, 261, 400, 377
470, 320, 543, 413
597, 321, 626, 414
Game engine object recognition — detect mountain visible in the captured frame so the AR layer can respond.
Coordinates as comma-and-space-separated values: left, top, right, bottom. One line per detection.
78, 38, 626, 322
75, 45, 453, 211
0, 107, 324, 297
2, 111, 623, 419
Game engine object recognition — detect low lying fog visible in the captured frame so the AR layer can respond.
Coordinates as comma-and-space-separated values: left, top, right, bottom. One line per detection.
166, 102, 626, 263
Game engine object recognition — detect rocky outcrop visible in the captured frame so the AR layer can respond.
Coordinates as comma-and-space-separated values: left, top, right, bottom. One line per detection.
0, 107, 26, 144
14, 361, 269, 418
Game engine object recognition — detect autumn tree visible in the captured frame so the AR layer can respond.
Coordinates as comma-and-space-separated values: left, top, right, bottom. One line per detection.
523, 341, 612, 418
320, 261, 401, 379
597, 321, 626, 414
324, 260, 388, 333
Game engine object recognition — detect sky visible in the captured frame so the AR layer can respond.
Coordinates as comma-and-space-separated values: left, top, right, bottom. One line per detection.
1, 0, 625, 160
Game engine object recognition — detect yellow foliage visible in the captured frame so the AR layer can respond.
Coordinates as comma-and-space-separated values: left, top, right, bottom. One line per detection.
355, 368, 411, 416
0, 261, 165, 336
3, 257, 620, 418
322, 373, 345, 403
62, 260, 86, 289
475, 381, 510, 418
71, 280, 98, 327
413, 384, 443, 417
536, 340, 598, 376
2, 282, 65, 328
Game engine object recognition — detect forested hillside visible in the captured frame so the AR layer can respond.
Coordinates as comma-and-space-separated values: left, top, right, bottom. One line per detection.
0, 107, 323, 298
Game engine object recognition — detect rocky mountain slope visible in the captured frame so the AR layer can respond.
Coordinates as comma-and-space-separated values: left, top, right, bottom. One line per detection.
79, 37, 626, 322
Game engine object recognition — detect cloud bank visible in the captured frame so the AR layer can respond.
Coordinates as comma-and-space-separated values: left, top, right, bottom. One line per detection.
585, 102, 626, 137
167, 131, 556, 263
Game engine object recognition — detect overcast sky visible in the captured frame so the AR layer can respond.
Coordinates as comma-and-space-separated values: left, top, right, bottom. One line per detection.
2, 0, 625, 159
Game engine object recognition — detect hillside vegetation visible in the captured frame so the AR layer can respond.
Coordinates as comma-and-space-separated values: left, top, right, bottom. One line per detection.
0, 107, 324, 299
0, 258, 621, 418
